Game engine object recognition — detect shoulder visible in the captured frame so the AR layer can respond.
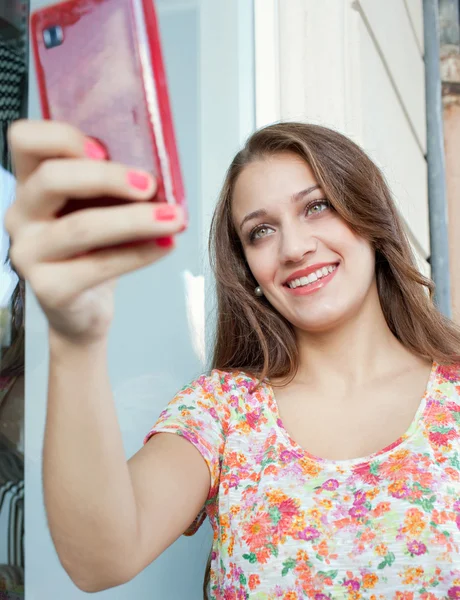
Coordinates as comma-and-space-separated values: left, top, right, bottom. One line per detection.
166, 370, 261, 432
178, 369, 259, 402
434, 362, 460, 400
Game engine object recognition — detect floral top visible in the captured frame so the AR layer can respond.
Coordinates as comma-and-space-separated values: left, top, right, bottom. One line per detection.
144, 362, 460, 599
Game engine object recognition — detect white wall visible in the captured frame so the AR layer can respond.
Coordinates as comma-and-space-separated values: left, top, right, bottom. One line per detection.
256, 0, 430, 273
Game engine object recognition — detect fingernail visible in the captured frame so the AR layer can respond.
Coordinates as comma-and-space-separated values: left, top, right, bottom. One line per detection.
154, 205, 177, 221
156, 236, 175, 248
84, 139, 107, 160
127, 171, 151, 191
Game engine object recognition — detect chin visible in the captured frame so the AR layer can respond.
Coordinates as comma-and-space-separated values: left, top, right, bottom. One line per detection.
291, 305, 354, 334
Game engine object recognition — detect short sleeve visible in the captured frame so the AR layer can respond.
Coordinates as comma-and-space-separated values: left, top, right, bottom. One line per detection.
143, 370, 230, 535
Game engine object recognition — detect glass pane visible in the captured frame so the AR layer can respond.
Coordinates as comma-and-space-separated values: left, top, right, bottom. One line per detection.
0, 1, 29, 597
25, 0, 254, 598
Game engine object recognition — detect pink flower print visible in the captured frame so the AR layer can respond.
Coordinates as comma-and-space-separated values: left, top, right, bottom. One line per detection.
246, 408, 261, 429
352, 462, 380, 485
446, 401, 460, 414
448, 587, 460, 599
322, 479, 339, 491
438, 364, 460, 382
429, 429, 457, 448
229, 394, 239, 409
221, 380, 232, 393
454, 500, 460, 512
456, 513, 460, 530
228, 473, 240, 489
315, 595, 330, 600
349, 505, 368, 518
353, 490, 366, 505
209, 406, 219, 420
407, 540, 427, 556
343, 579, 360, 591
299, 526, 320, 541
280, 450, 296, 463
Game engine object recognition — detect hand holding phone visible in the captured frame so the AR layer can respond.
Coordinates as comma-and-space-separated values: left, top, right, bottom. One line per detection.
5, 119, 185, 345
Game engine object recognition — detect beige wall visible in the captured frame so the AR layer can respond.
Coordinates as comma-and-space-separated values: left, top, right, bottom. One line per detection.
444, 102, 460, 323
255, 0, 430, 276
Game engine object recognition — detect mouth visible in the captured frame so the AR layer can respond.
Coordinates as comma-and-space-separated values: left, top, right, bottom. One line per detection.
283, 263, 339, 295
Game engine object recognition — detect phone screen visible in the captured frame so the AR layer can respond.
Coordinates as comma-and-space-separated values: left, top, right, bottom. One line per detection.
35, 0, 157, 175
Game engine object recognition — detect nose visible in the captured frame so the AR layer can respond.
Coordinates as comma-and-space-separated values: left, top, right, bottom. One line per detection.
279, 224, 317, 264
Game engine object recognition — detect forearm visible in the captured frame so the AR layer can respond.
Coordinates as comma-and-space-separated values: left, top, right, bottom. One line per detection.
44, 332, 138, 591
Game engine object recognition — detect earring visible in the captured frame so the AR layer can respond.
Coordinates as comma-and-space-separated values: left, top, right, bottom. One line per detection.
255, 286, 264, 297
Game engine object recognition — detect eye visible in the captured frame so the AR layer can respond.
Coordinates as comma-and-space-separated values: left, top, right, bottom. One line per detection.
249, 225, 274, 242
306, 200, 331, 216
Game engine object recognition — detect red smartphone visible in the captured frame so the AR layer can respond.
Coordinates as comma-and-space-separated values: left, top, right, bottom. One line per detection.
30, 0, 185, 221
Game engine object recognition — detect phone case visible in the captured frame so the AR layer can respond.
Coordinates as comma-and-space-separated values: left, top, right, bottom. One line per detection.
30, 0, 185, 217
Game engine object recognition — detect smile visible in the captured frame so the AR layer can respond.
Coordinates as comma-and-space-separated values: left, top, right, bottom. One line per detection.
284, 263, 339, 295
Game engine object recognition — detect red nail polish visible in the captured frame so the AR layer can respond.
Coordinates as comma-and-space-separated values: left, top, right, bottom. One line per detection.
156, 236, 175, 248
127, 171, 150, 191
84, 139, 106, 160
154, 205, 177, 221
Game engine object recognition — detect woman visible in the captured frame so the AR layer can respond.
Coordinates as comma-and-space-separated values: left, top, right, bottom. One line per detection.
5, 120, 460, 599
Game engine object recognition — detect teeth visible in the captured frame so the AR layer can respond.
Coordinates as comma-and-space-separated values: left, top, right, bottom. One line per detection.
287, 264, 337, 289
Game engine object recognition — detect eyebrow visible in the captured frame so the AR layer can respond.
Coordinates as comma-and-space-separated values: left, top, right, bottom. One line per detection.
238, 184, 321, 232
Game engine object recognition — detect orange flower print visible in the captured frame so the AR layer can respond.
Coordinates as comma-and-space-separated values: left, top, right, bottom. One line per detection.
445, 467, 460, 481
299, 456, 321, 478
283, 593, 298, 600
401, 566, 424, 584
379, 449, 418, 481
388, 481, 410, 499
394, 593, 414, 600
256, 546, 272, 564
266, 489, 290, 504
375, 543, 388, 556
366, 487, 380, 500
296, 549, 310, 563
401, 508, 426, 537
362, 573, 378, 589
264, 464, 278, 476
248, 574, 260, 591
372, 502, 391, 517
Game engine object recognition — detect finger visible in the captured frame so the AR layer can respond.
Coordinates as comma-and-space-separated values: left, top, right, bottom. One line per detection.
8, 120, 98, 181
29, 240, 176, 307
21, 159, 156, 219
20, 203, 184, 262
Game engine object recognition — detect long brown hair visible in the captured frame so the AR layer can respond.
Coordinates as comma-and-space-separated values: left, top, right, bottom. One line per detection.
203, 121, 460, 598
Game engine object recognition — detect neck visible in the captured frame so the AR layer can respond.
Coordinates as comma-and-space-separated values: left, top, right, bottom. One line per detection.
294, 284, 422, 388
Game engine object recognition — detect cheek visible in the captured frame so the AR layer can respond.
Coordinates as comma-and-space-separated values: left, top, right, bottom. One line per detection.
245, 248, 278, 286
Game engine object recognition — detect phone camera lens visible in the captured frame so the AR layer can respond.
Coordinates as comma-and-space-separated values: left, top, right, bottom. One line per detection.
43, 26, 64, 49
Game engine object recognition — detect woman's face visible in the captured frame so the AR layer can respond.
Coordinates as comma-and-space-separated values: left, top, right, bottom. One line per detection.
232, 152, 377, 333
